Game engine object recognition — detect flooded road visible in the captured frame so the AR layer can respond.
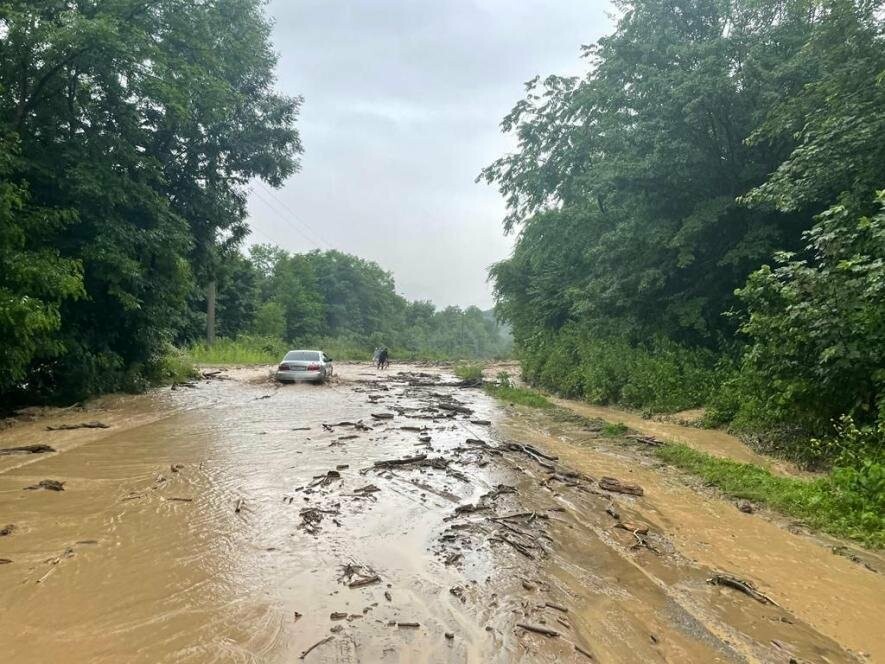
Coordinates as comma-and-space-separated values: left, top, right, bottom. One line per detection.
0, 364, 881, 663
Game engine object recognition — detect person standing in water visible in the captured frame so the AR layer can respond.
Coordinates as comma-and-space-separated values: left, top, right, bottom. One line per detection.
378, 347, 389, 370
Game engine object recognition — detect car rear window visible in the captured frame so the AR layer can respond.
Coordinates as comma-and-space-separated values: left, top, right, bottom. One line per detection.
284, 351, 321, 361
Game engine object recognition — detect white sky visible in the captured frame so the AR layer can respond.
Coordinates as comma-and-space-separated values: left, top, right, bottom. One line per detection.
247, 0, 613, 308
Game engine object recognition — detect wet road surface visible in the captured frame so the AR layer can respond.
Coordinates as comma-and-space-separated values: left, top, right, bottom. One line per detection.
0, 364, 881, 663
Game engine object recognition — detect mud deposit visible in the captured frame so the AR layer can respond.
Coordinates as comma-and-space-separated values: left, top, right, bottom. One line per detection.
0, 365, 880, 663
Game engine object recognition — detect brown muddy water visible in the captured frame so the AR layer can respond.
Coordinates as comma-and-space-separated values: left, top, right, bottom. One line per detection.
0, 364, 881, 663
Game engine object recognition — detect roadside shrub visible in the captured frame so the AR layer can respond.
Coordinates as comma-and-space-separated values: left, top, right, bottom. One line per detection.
522, 324, 724, 414
454, 363, 484, 383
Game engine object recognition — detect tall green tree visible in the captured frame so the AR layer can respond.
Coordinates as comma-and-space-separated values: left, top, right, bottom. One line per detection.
0, 0, 300, 399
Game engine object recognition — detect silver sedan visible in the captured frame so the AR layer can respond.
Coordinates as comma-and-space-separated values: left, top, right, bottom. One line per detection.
275, 350, 333, 383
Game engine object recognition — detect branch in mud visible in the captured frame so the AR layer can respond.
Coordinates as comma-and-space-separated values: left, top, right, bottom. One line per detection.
707, 574, 779, 605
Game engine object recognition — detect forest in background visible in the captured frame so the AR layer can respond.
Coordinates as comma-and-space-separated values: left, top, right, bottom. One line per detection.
0, 0, 508, 410
184, 244, 512, 364
483, 0, 883, 472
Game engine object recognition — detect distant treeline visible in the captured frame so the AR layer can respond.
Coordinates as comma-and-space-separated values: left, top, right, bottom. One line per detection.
483, 0, 883, 466
185, 244, 512, 360
0, 1, 507, 407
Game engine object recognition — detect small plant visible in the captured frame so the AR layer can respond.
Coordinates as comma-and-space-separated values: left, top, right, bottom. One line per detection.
496, 371, 513, 388
454, 363, 484, 384
602, 421, 628, 436
484, 383, 552, 409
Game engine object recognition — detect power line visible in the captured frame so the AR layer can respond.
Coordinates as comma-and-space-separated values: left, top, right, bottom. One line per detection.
253, 180, 334, 249
246, 185, 325, 250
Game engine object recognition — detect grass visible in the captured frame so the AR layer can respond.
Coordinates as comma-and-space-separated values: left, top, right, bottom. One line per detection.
602, 421, 628, 436
654, 443, 883, 548
484, 384, 553, 409
187, 336, 288, 364
186, 336, 512, 366
454, 363, 484, 383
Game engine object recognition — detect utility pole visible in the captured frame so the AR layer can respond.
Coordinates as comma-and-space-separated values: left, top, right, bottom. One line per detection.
206, 279, 216, 344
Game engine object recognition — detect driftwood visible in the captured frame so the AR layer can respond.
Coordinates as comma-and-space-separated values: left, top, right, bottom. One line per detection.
46, 421, 109, 431
370, 412, 395, 420
25, 479, 64, 491
517, 623, 560, 637
234, 498, 245, 514
299, 636, 333, 659
0, 524, 15, 536
0, 444, 55, 456
373, 454, 427, 468
598, 476, 644, 496
707, 574, 778, 605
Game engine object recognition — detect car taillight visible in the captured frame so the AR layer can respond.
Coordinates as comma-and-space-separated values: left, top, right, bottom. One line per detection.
279, 363, 289, 370
307, 363, 320, 371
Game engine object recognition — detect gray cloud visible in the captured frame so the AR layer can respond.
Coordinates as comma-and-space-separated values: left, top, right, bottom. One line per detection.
247, 0, 612, 308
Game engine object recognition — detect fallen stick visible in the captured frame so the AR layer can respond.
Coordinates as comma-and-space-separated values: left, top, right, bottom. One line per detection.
46, 421, 109, 431
516, 623, 560, 638
397, 622, 420, 628
0, 444, 55, 456
545, 602, 569, 613
299, 636, 333, 659
234, 498, 244, 514
598, 476, 644, 496
707, 574, 778, 605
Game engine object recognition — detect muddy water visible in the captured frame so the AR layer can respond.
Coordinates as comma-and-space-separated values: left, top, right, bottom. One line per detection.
0, 365, 877, 663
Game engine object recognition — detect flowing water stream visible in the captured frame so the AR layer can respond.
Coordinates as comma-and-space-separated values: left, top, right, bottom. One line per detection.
0, 364, 881, 663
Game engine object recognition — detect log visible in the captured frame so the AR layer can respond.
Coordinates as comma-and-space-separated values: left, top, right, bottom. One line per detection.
516, 623, 560, 638
598, 477, 644, 496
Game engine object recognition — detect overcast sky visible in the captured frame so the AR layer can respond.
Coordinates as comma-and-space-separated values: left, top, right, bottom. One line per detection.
246, 0, 612, 309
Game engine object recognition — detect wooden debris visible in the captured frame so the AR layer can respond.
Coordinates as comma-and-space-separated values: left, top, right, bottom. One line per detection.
0, 444, 55, 456
397, 621, 420, 628
707, 574, 778, 605
598, 477, 644, 496
46, 421, 109, 431
310, 470, 342, 487
349, 574, 380, 588
234, 498, 245, 514
0, 524, 15, 537
470, 419, 491, 425
299, 636, 333, 659
372, 454, 428, 468
166, 497, 193, 502
370, 412, 395, 420
575, 644, 594, 660
517, 623, 560, 638
25, 479, 65, 491
545, 602, 569, 613
615, 522, 649, 535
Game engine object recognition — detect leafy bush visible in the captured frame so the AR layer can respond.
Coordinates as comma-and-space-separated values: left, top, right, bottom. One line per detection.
522, 325, 724, 414
454, 363, 484, 383
602, 422, 628, 436
484, 384, 553, 409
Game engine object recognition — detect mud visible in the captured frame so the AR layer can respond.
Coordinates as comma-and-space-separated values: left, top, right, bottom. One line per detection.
0, 364, 881, 663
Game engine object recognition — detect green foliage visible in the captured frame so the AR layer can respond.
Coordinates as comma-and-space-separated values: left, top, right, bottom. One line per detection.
521, 325, 726, 413
656, 443, 884, 547
454, 363, 484, 383
251, 302, 287, 339
192, 244, 512, 361
484, 0, 885, 465
188, 335, 289, 365
728, 195, 885, 447
0, 0, 300, 403
602, 422, 628, 437
484, 384, 553, 409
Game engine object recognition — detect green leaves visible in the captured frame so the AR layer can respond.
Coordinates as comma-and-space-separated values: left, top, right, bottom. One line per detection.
0, 0, 301, 402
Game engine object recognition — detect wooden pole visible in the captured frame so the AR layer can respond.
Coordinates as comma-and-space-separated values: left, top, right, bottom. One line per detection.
206, 280, 216, 344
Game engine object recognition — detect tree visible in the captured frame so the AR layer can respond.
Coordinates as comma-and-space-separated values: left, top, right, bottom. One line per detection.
0, 0, 300, 400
